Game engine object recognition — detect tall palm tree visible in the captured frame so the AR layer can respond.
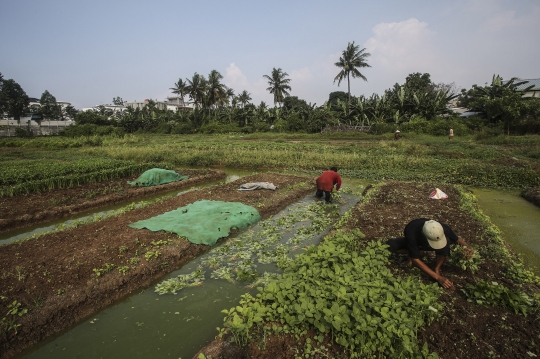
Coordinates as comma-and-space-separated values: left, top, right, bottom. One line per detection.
186, 73, 207, 108
263, 68, 291, 107
334, 42, 371, 115
170, 78, 188, 104
237, 90, 252, 108
206, 70, 227, 108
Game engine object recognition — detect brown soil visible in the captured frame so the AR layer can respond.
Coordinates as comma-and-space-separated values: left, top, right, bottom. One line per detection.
0, 173, 315, 359
195, 181, 540, 359
0, 168, 224, 233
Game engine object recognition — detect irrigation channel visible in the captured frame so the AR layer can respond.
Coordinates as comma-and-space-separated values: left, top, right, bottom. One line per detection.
4, 170, 540, 359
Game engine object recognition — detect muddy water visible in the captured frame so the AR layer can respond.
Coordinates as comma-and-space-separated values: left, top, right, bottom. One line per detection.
471, 188, 540, 275
14, 190, 362, 359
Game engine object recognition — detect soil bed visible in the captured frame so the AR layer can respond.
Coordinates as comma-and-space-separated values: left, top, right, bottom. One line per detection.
196, 181, 540, 359
0, 168, 224, 233
0, 173, 314, 359
522, 186, 540, 207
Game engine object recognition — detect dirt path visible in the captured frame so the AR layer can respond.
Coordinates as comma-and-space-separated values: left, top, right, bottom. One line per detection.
195, 181, 540, 359
0, 173, 314, 359
0, 168, 224, 233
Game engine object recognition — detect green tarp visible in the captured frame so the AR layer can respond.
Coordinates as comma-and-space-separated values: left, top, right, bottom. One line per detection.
129, 200, 261, 245
128, 168, 189, 187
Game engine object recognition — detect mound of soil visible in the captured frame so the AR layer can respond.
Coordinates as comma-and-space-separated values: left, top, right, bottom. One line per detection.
0, 168, 224, 233
0, 173, 314, 359
522, 187, 540, 207
195, 181, 540, 359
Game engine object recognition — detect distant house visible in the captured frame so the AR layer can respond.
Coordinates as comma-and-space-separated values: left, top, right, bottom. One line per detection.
515, 78, 540, 98
124, 97, 194, 112
28, 97, 72, 111
81, 104, 127, 114
450, 107, 483, 118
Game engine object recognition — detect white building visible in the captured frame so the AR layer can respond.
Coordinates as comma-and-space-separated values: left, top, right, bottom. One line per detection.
124, 97, 194, 112
81, 104, 127, 114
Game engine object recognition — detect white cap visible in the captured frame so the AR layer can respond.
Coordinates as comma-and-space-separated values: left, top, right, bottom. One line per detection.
422, 220, 447, 249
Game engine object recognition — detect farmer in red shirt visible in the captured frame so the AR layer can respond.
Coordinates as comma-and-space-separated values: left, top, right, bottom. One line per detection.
315, 167, 342, 203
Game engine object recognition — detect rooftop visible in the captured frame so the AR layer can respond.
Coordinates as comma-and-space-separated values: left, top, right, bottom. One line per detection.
515, 78, 540, 91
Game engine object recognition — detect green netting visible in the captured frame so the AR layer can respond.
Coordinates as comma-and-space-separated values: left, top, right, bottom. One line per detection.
127, 168, 189, 187
129, 200, 261, 245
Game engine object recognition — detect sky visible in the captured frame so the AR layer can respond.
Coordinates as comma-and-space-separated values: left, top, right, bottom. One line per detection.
1, 0, 539, 109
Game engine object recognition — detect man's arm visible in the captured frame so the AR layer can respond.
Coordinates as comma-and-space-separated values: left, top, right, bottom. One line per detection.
335, 174, 342, 191
411, 258, 455, 289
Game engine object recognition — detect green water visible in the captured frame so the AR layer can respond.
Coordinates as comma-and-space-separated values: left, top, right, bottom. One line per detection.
471, 188, 540, 275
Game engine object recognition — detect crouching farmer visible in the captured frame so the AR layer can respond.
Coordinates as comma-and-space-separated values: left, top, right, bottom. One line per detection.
315, 167, 342, 203
387, 218, 474, 289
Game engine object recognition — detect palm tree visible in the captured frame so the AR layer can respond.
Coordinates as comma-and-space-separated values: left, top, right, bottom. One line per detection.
263, 68, 291, 107
186, 73, 207, 108
170, 78, 188, 104
237, 90, 252, 108
334, 42, 371, 115
224, 87, 235, 107
206, 70, 227, 108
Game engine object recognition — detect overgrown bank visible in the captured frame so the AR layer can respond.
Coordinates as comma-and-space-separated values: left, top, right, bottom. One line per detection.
0, 173, 314, 359
196, 181, 540, 359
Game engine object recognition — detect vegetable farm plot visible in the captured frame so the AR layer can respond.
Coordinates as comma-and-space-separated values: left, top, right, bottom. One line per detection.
196, 181, 540, 359
0, 173, 315, 359
0, 167, 224, 233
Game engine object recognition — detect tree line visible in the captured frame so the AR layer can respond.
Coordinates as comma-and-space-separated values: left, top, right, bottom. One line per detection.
2, 41, 539, 137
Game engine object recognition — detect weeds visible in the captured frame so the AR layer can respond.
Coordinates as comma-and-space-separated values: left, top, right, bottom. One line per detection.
1, 300, 28, 337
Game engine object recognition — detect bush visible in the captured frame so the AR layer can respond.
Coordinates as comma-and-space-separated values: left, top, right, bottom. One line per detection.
200, 122, 242, 134
59, 124, 125, 137
14, 127, 34, 138
151, 122, 171, 134
74, 111, 112, 126
400, 118, 472, 136
171, 123, 195, 134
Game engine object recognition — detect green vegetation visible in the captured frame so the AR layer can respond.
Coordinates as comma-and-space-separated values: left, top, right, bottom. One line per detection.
461, 280, 537, 316
1, 300, 28, 337
0, 157, 167, 197
2, 133, 540, 190
74, 133, 540, 189
219, 230, 442, 358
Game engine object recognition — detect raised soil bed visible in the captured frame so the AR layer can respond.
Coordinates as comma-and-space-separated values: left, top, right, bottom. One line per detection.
0, 173, 315, 359
0, 168, 224, 233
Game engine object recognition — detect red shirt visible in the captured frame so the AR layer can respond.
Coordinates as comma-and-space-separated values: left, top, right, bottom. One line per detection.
316, 170, 342, 192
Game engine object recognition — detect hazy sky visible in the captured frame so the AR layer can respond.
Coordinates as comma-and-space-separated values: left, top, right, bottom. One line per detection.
1, 0, 538, 109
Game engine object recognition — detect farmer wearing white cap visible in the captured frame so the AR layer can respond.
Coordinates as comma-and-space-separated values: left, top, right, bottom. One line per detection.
387, 218, 474, 289
394, 130, 400, 140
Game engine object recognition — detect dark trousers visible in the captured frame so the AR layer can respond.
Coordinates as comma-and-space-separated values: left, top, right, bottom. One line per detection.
316, 189, 332, 202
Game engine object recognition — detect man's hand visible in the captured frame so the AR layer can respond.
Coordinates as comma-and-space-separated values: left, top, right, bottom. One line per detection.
437, 275, 455, 290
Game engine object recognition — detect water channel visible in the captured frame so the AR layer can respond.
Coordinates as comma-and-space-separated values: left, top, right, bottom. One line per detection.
6, 170, 540, 359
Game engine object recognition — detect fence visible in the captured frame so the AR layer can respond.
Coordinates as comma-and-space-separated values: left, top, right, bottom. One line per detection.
0, 120, 73, 137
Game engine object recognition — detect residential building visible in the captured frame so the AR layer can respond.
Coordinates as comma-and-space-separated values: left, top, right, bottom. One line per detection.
515, 78, 540, 98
